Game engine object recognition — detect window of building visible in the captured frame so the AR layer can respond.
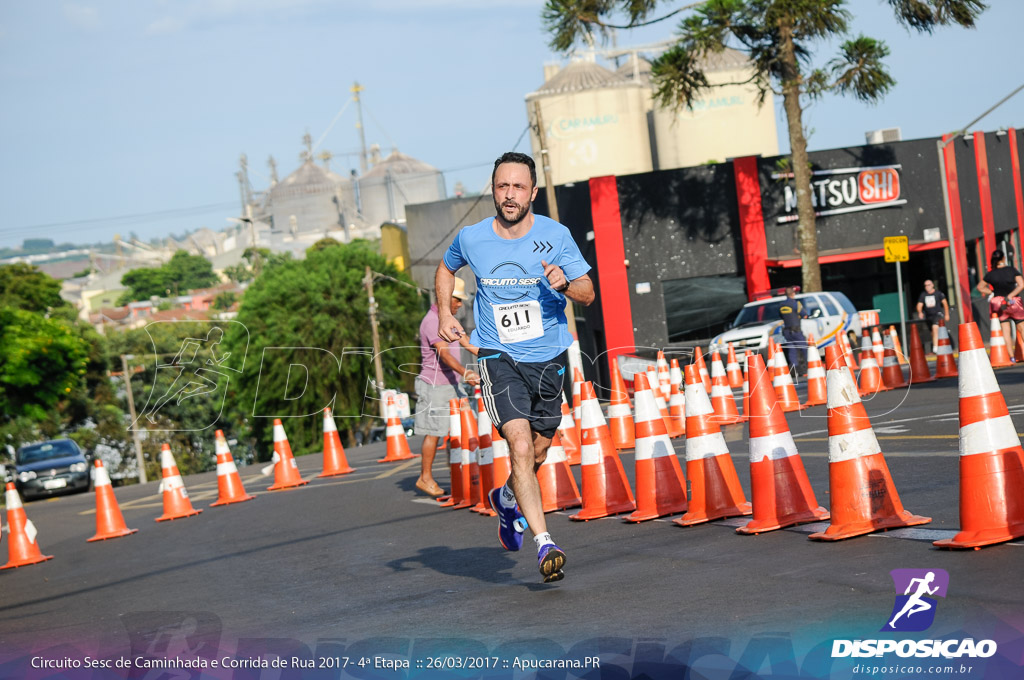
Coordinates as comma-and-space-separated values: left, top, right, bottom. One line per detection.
663, 274, 748, 343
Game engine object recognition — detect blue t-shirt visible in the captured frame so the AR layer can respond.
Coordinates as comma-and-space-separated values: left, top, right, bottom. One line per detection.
442, 215, 590, 362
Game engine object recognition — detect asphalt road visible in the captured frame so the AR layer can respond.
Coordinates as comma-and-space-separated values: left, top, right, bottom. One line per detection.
1, 365, 1022, 679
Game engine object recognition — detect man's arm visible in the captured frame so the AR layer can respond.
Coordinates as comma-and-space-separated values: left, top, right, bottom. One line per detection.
432, 342, 479, 385
435, 262, 465, 341
541, 259, 595, 306
941, 297, 950, 319
916, 301, 925, 318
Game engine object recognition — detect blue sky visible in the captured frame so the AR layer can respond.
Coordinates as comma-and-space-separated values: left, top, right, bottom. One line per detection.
0, 0, 1021, 249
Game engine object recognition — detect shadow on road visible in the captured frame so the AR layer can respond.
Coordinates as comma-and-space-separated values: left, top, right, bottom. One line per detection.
387, 546, 559, 591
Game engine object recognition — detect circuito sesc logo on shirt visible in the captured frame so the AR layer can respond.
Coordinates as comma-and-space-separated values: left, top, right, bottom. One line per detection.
480, 262, 543, 302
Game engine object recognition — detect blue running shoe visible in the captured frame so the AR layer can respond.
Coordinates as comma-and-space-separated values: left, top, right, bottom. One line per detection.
538, 543, 566, 583
488, 487, 525, 551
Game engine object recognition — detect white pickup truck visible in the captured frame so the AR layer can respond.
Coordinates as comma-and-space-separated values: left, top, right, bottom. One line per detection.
709, 290, 864, 355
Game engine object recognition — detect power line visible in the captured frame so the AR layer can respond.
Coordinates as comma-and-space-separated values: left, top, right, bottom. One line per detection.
0, 201, 239, 236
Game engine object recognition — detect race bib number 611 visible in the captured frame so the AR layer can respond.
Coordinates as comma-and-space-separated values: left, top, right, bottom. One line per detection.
493, 300, 543, 344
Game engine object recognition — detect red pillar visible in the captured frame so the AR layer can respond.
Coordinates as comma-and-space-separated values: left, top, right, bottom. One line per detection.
973, 131, 997, 263
589, 175, 636, 377
943, 134, 972, 323
733, 156, 770, 300
1009, 128, 1024, 272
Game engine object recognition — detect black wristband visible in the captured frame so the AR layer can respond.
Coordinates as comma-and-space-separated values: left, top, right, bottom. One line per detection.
556, 280, 570, 293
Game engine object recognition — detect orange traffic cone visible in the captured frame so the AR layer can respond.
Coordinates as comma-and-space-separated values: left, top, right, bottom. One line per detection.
670, 357, 684, 391
808, 346, 931, 540
842, 332, 859, 371
674, 364, 751, 526
1016, 325, 1024, 363
456, 398, 481, 511
908, 324, 934, 384
320, 407, 355, 476
694, 347, 711, 393
667, 376, 688, 432
88, 460, 138, 541
737, 354, 828, 534
626, 373, 688, 522
156, 443, 203, 521
1, 483, 53, 568
726, 343, 743, 389
378, 396, 415, 463
742, 352, 752, 420
490, 422, 511, 494
538, 431, 582, 512
772, 347, 805, 412
934, 322, 1024, 549
709, 351, 742, 424
803, 336, 827, 407
572, 367, 584, 443
570, 381, 636, 520
437, 399, 462, 507
268, 420, 309, 490
473, 396, 496, 515
558, 396, 582, 464
608, 359, 636, 450
890, 326, 908, 365
871, 327, 885, 368
656, 350, 672, 401
858, 331, 885, 397
880, 333, 908, 389
209, 430, 255, 506
987, 313, 1013, 368
934, 319, 958, 379
653, 378, 683, 438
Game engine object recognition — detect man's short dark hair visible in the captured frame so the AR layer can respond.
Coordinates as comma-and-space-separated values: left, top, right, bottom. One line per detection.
492, 152, 537, 188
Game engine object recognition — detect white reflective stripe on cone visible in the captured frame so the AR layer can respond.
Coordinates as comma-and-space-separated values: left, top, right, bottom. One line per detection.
773, 373, 794, 387
479, 446, 493, 465
460, 448, 471, 466
160, 450, 176, 469
607, 403, 632, 417
684, 382, 714, 416
385, 425, 404, 437
323, 414, 338, 432
828, 428, 881, 463
94, 465, 112, 487
808, 366, 826, 379
160, 475, 184, 492
991, 335, 1006, 346
580, 397, 607, 428
860, 357, 878, 369
686, 431, 730, 460
711, 384, 732, 397
827, 369, 862, 408
271, 451, 281, 464
581, 443, 603, 466
6, 488, 22, 509
448, 447, 461, 465
636, 433, 675, 461
492, 440, 509, 460
273, 424, 287, 441
215, 438, 230, 455
959, 416, 1022, 457
936, 344, 953, 355
24, 519, 37, 544
545, 446, 567, 464
958, 349, 1001, 397
749, 432, 798, 463
217, 461, 239, 475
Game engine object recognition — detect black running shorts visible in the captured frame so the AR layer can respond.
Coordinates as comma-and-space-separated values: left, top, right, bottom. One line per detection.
477, 349, 567, 439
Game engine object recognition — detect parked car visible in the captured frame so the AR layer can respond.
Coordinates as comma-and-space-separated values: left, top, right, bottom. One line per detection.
709, 290, 863, 355
8, 439, 92, 501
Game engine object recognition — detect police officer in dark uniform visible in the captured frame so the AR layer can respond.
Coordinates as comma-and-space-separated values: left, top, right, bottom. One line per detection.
779, 287, 807, 374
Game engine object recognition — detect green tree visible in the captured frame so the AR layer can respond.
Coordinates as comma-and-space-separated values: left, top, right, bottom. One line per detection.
543, 0, 986, 291
0, 263, 65, 312
224, 240, 424, 456
212, 291, 238, 310
118, 250, 219, 304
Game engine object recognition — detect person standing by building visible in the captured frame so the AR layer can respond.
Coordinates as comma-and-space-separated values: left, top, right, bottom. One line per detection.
413, 278, 479, 497
915, 279, 950, 353
435, 152, 594, 583
778, 287, 807, 374
977, 249, 1024, 356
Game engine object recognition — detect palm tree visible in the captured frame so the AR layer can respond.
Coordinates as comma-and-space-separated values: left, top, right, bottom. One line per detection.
543, 0, 986, 291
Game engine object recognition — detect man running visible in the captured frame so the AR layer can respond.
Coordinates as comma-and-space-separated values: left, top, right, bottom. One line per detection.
436, 151, 594, 583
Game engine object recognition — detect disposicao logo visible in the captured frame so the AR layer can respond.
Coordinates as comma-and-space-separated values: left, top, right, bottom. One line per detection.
831, 569, 998, 659
882, 568, 948, 632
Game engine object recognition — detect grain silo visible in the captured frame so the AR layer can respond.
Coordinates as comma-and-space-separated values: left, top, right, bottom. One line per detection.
268, 158, 366, 240
650, 48, 779, 168
358, 149, 446, 226
525, 59, 654, 186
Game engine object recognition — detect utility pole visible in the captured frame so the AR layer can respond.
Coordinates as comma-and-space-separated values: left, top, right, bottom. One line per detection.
532, 100, 585, 382
364, 266, 386, 418
120, 354, 148, 484
352, 82, 369, 175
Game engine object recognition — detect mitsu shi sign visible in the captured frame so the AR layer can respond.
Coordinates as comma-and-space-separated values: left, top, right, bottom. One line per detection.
773, 164, 905, 223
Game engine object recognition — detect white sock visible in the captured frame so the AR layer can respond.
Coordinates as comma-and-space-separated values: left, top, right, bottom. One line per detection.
499, 483, 517, 509
534, 532, 554, 550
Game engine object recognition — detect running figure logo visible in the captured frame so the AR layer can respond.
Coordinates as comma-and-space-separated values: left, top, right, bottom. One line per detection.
882, 568, 949, 632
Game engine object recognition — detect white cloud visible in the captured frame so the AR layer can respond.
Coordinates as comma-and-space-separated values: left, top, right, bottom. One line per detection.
146, 16, 188, 35
63, 4, 101, 31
